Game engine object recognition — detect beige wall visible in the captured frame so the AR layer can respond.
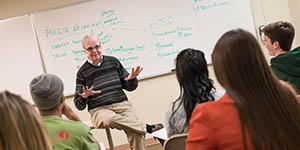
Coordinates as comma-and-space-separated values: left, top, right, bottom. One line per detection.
260, 0, 300, 48
261, 0, 292, 23
1, 0, 299, 148
288, 0, 300, 45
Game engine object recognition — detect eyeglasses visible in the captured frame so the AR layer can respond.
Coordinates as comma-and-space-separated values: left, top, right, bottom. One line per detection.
84, 45, 101, 52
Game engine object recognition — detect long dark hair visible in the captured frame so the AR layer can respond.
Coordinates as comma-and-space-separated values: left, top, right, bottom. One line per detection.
169, 48, 215, 131
212, 29, 300, 149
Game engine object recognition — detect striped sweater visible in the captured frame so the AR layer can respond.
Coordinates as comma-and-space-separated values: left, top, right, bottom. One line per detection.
74, 55, 138, 111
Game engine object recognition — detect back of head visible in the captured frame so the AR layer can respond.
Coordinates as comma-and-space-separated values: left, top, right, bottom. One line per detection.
212, 28, 300, 149
262, 21, 295, 51
212, 29, 272, 92
30, 73, 64, 111
174, 48, 215, 123
0, 91, 52, 150
176, 48, 210, 90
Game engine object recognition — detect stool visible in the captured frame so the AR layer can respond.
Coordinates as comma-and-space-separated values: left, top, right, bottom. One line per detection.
84, 120, 114, 150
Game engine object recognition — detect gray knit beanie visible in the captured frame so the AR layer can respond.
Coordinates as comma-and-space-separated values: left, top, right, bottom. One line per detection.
30, 73, 64, 110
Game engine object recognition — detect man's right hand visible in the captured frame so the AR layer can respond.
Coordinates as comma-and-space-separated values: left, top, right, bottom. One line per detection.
78, 85, 101, 99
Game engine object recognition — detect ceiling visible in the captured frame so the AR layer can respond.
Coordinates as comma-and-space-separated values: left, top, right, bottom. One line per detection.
0, 0, 89, 20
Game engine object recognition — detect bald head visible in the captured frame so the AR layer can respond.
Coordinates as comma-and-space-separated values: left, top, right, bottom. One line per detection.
82, 35, 100, 49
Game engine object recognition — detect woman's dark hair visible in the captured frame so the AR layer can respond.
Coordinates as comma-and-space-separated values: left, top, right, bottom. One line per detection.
169, 48, 215, 131
212, 29, 300, 149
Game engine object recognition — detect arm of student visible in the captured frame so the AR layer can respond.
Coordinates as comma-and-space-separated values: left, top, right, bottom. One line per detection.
62, 103, 81, 122
85, 128, 102, 150
186, 105, 215, 150
91, 136, 102, 150
165, 103, 175, 138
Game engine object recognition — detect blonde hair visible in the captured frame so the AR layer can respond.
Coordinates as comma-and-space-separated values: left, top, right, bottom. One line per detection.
0, 91, 52, 150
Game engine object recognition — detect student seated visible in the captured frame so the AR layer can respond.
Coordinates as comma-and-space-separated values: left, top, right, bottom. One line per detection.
261, 21, 300, 94
186, 29, 300, 150
30, 73, 99, 150
165, 48, 223, 138
0, 91, 52, 150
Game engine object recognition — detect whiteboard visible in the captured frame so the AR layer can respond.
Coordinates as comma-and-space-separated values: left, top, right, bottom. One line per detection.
0, 15, 44, 104
33, 0, 256, 96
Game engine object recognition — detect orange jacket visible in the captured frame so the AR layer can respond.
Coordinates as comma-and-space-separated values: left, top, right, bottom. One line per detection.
186, 93, 253, 150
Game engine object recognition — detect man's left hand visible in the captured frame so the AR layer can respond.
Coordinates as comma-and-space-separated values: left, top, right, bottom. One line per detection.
125, 66, 143, 80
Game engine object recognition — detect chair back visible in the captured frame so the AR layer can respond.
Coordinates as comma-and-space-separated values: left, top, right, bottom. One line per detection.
164, 133, 188, 150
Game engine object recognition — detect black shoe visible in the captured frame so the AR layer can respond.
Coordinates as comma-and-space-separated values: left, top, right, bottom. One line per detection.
146, 123, 164, 134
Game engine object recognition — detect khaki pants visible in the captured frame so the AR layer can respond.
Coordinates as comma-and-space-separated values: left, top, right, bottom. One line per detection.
89, 101, 146, 150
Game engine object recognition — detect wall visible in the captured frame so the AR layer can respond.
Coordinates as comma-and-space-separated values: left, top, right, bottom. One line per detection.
0, 0, 299, 148
261, 0, 292, 23
260, 0, 300, 48
288, 0, 300, 45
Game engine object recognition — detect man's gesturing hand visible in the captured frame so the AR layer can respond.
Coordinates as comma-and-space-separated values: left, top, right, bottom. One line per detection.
78, 85, 101, 99
125, 66, 143, 81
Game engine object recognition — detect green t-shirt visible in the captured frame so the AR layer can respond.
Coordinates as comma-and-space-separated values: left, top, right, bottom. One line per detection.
42, 116, 98, 150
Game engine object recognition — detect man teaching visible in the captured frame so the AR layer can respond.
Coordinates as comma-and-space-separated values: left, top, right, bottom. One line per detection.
74, 35, 163, 150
